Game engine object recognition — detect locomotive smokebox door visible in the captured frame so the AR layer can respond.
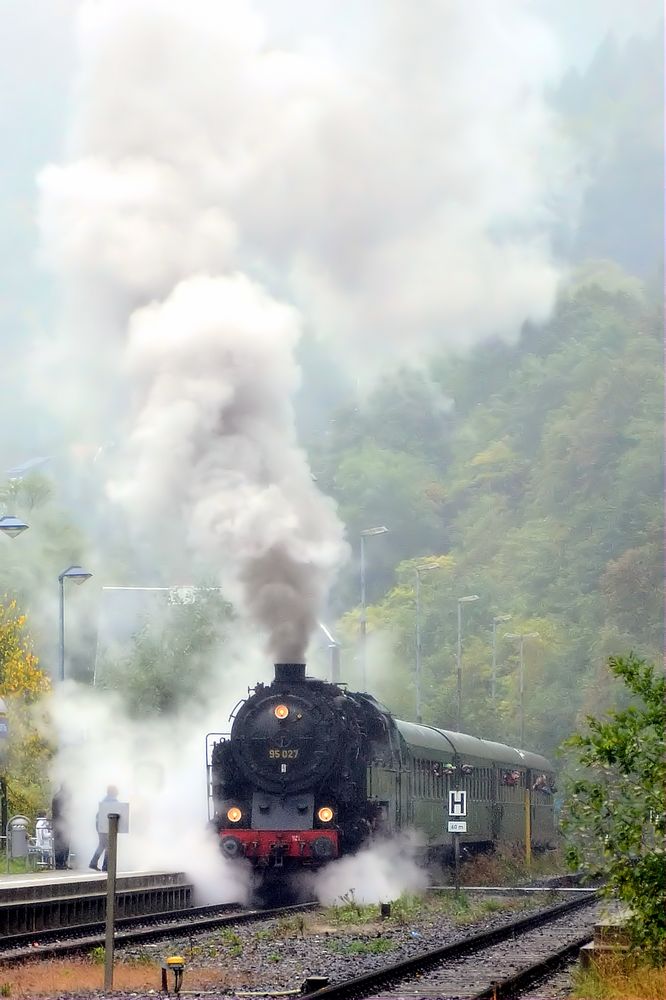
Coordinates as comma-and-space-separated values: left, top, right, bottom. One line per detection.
252, 792, 314, 830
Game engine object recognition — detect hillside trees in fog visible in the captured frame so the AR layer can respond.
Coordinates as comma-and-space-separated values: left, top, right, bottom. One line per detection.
96, 589, 233, 717
556, 29, 663, 277
315, 264, 663, 755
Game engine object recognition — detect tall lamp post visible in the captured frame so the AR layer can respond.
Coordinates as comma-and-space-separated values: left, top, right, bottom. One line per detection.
491, 614, 512, 705
359, 526, 388, 691
415, 563, 437, 724
503, 632, 540, 747
456, 594, 479, 731
58, 565, 93, 682
0, 515, 29, 539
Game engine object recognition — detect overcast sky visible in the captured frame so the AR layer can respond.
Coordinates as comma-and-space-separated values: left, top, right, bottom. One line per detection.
0, 1, 662, 467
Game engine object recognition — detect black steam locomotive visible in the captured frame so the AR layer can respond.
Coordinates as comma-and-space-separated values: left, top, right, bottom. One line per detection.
207, 662, 556, 876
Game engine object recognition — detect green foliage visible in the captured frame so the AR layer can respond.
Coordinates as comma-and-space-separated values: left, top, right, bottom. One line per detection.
97, 589, 233, 716
324, 895, 380, 926
90, 946, 105, 965
219, 928, 243, 957
0, 601, 52, 816
327, 936, 394, 955
389, 893, 427, 925
274, 913, 307, 937
562, 654, 665, 964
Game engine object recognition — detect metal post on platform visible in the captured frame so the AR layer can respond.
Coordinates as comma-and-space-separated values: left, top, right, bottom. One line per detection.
453, 833, 461, 892
104, 813, 119, 990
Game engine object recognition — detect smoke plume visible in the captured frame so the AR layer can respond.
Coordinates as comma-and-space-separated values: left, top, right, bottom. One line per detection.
37, 0, 568, 654
108, 274, 344, 660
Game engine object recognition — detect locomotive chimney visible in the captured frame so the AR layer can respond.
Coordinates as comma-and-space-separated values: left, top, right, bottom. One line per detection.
274, 662, 306, 684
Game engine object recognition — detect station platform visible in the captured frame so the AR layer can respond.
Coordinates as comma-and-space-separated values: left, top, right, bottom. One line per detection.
0, 871, 192, 935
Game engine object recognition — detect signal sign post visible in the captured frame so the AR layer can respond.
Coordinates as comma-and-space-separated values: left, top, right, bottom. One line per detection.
98, 802, 130, 991
447, 788, 467, 891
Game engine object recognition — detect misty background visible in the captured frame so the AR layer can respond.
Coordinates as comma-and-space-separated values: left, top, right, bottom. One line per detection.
0, 0, 662, 856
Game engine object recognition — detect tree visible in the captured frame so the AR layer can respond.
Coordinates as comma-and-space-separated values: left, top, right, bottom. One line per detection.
562, 653, 665, 964
0, 600, 52, 817
97, 589, 233, 716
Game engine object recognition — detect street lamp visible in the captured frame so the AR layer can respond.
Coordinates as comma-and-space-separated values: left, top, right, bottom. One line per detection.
359, 526, 389, 691
58, 565, 93, 682
491, 614, 512, 705
415, 563, 438, 724
456, 595, 479, 732
503, 632, 540, 748
0, 515, 29, 539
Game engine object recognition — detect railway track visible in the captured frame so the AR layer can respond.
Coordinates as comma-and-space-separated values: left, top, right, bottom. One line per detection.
302, 893, 596, 999
0, 900, 318, 964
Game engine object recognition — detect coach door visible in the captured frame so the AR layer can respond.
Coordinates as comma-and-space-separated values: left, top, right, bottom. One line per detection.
367, 765, 400, 833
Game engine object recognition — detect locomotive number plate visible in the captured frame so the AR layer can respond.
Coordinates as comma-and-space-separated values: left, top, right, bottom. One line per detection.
268, 748, 299, 759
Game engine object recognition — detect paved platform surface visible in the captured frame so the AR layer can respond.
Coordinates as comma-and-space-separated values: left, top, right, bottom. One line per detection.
0, 870, 188, 901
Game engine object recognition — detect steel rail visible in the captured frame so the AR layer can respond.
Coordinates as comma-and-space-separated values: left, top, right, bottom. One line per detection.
0, 900, 318, 964
303, 894, 596, 999
470, 936, 591, 999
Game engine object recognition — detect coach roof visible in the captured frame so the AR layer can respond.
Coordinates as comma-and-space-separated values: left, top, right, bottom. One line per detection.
395, 719, 553, 771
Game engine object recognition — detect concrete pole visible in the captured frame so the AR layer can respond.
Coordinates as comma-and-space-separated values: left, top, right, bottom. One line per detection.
415, 570, 422, 723
490, 620, 497, 708
58, 576, 65, 683
456, 600, 462, 732
519, 636, 525, 749
359, 533, 367, 691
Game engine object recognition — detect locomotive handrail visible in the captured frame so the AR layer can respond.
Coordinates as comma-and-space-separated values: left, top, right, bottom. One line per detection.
227, 698, 246, 722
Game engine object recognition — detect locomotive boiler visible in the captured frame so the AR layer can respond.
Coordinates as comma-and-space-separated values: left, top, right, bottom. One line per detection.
206, 661, 556, 878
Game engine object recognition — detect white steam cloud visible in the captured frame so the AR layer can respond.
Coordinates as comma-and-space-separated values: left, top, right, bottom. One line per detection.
313, 836, 428, 906
37, 0, 568, 652
49, 672, 263, 902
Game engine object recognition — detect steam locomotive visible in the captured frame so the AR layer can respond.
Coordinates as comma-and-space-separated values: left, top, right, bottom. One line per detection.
206, 662, 556, 881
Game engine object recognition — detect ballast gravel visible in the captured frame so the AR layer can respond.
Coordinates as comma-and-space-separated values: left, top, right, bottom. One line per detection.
12, 893, 583, 999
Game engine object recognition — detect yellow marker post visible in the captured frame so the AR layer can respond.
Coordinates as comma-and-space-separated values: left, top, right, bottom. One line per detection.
161, 956, 186, 995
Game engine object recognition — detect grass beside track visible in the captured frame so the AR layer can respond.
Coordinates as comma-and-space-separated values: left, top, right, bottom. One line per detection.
571, 959, 665, 1000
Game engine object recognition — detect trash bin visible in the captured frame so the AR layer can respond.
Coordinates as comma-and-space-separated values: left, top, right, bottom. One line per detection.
7, 815, 30, 860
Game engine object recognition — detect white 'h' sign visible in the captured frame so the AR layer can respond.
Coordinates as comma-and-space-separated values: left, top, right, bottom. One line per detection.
448, 790, 467, 817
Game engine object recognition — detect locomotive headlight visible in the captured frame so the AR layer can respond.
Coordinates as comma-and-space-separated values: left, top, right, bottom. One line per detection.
317, 806, 334, 823
227, 806, 242, 823
274, 704, 289, 720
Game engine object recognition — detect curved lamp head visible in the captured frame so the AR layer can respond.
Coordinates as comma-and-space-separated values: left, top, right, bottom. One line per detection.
0, 515, 29, 539
458, 594, 479, 604
360, 525, 389, 537
59, 565, 93, 585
